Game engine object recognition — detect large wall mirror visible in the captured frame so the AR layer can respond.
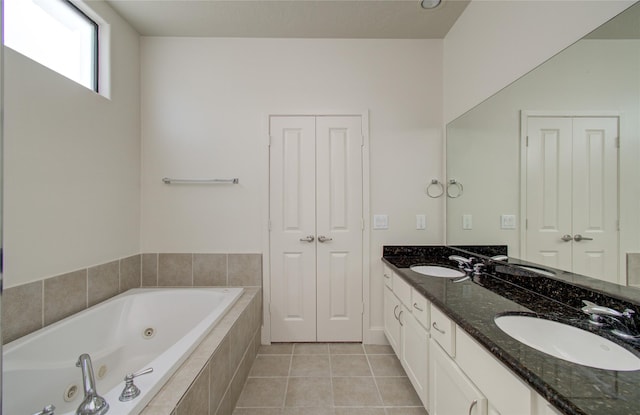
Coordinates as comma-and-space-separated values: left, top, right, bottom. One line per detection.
446, 1, 640, 288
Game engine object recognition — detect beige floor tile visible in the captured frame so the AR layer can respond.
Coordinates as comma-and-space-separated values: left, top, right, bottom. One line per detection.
368, 354, 407, 377
259, 343, 294, 355
385, 407, 428, 415
233, 409, 283, 415
375, 377, 423, 406
332, 377, 382, 407
330, 354, 372, 377
249, 355, 291, 377
335, 408, 385, 415
363, 345, 394, 355
236, 378, 287, 408
293, 343, 329, 355
285, 377, 333, 407
290, 355, 331, 377
329, 343, 365, 354
283, 407, 335, 415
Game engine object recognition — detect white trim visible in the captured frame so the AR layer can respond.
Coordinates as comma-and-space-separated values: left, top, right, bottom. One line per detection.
262, 111, 372, 344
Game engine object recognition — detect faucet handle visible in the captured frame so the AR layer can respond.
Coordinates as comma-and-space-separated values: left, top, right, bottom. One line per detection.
119, 367, 154, 402
32, 405, 55, 415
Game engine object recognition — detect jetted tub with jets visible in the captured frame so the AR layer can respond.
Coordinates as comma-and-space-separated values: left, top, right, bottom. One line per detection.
3, 287, 243, 415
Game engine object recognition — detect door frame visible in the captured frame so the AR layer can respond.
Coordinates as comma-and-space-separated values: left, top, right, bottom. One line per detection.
261, 111, 371, 344
519, 110, 620, 275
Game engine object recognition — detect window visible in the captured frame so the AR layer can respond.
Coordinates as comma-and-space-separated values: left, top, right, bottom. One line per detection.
5, 0, 99, 92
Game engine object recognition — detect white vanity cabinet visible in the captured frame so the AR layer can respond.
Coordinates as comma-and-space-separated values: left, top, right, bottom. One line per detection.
430, 337, 488, 415
383, 263, 562, 415
456, 326, 533, 415
383, 283, 402, 355
382, 265, 429, 407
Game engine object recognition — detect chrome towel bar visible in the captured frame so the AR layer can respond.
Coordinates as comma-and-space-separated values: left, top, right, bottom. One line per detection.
162, 177, 239, 184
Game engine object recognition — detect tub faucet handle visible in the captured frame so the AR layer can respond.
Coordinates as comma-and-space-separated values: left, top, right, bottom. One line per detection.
32, 405, 55, 415
119, 367, 154, 402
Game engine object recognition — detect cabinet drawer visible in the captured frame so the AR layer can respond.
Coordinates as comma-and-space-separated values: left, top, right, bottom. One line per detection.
430, 304, 456, 357
392, 273, 412, 307
383, 264, 393, 289
456, 327, 533, 415
411, 288, 430, 328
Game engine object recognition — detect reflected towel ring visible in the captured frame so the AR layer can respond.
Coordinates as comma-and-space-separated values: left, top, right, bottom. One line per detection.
447, 179, 464, 198
426, 179, 444, 198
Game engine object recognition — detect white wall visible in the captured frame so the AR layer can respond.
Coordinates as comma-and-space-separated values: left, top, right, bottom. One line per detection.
443, 0, 635, 123
3, 2, 141, 288
140, 38, 444, 341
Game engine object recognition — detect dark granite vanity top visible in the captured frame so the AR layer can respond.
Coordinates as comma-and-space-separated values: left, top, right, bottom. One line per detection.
382, 245, 640, 415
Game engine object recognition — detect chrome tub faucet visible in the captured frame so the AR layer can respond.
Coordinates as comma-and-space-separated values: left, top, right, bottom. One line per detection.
582, 300, 639, 340
76, 353, 109, 415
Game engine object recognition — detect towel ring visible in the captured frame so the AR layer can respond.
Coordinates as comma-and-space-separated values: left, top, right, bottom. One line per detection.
426, 179, 444, 198
447, 179, 464, 198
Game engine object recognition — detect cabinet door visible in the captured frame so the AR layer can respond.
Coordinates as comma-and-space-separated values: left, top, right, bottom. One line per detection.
384, 285, 401, 356
401, 311, 429, 408
430, 339, 487, 415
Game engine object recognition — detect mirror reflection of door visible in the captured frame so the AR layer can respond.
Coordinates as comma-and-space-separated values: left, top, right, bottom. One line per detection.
523, 113, 619, 283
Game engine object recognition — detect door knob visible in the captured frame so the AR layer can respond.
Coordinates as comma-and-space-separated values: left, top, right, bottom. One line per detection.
318, 235, 333, 243
561, 234, 573, 242
299, 235, 315, 242
573, 234, 593, 242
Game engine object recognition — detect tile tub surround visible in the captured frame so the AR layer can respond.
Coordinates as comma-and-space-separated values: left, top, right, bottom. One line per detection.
141, 287, 262, 415
383, 247, 640, 415
2, 252, 263, 344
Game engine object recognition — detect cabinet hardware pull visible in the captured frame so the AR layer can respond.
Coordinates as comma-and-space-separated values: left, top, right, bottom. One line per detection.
398, 310, 404, 327
384, 273, 391, 279
561, 234, 573, 242
413, 303, 424, 312
573, 234, 593, 242
318, 235, 333, 243
299, 235, 315, 242
432, 322, 446, 334
393, 305, 400, 320
468, 399, 478, 415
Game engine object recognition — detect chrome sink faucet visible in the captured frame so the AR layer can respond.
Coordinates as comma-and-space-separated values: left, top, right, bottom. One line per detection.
582, 300, 639, 340
76, 354, 109, 415
449, 255, 475, 272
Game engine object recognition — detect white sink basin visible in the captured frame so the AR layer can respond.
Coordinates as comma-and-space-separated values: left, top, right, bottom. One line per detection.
495, 314, 640, 371
410, 265, 465, 278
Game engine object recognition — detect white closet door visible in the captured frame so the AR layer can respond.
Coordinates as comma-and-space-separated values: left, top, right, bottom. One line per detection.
269, 116, 317, 342
525, 116, 573, 271
269, 115, 363, 342
525, 115, 619, 281
571, 117, 618, 281
316, 116, 363, 342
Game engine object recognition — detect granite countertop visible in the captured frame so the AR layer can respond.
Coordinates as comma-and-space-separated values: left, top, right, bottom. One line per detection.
382, 248, 640, 415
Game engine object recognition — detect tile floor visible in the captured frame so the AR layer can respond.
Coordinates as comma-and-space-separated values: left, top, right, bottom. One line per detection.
233, 343, 428, 415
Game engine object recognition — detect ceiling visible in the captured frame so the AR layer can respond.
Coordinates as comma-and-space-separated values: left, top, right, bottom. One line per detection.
105, 0, 470, 38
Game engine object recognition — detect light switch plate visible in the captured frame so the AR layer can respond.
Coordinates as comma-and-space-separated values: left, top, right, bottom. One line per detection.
416, 214, 426, 230
501, 214, 517, 229
462, 214, 472, 230
373, 214, 389, 230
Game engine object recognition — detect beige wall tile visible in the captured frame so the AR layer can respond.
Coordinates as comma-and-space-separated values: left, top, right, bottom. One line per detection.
210, 337, 231, 413
120, 254, 142, 292
158, 253, 193, 286
142, 253, 159, 287
44, 269, 87, 326
88, 260, 120, 307
177, 363, 210, 415
194, 254, 227, 286
3, 281, 43, 344
627, 253, 640, 286
228, 254, 262, 286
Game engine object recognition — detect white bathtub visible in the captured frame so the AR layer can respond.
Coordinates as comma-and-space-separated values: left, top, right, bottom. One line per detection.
3, 287, 244, 415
